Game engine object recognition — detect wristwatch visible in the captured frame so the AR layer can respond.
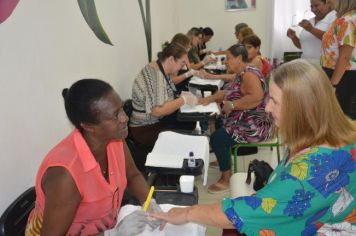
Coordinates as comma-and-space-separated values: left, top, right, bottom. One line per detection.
229, 101, 235, 110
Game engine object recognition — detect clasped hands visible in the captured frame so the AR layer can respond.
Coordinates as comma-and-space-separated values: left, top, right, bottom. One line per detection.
287, 19, 313, 38
181, 91, 215, 107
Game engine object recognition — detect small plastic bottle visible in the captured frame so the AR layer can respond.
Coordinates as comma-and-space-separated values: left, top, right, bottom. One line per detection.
187, 151, 196, 168
193, 121, 201, 135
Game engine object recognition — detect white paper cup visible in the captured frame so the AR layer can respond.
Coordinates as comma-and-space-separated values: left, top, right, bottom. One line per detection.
179, 175, 194, 193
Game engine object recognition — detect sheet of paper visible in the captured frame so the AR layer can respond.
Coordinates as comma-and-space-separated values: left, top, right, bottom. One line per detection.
145, 153, 184, 168
117, 204, 206, 236
189, 76, 224, 88
147, 131, 210, 185
180, 102, 220, 114
204, 63, 226, 70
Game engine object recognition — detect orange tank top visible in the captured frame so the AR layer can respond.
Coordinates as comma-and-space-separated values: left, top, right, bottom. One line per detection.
25, 129, 127, 235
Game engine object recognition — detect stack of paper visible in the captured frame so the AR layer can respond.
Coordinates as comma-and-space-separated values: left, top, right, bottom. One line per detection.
145, 131, 210, 185
180, 102, 220, 114
189, 76, 224, 89
145, 153, 184, 168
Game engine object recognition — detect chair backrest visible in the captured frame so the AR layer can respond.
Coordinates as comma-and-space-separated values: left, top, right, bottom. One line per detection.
123, 99, 133, 118
0, 187, 36, 236
283, 51, 302, 63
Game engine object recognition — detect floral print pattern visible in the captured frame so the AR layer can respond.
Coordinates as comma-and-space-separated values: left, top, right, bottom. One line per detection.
284, 189, 315, 218
222, 66, 272, 143
321, 10, 356, 69
308, 150, 355, 198
222, 144, 356, 235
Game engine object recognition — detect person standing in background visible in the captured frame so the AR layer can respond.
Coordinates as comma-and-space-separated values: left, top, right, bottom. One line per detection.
321, 0, 356, 119
287, 0, 336, 64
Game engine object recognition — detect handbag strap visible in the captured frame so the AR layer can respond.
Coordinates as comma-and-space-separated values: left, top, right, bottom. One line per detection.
156, 59, 178, 98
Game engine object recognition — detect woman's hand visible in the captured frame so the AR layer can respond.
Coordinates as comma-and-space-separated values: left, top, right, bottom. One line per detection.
299, 19, 313, 31
181, 91, 199, 106
150, 207, 189, 230
222, 101, 233, 116
104, 210, 150, 236
199, 97, 211, 106
202, 55, 218, 65
199, 70, 215, 80
287, 28, 296, 39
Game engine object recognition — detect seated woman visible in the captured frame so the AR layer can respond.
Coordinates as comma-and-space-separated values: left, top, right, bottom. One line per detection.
25, 79, 161, 236
200, 44, 272, 193
198, 27, 214, 60
236, 26, 254, 44
242, 35, 271, 79
129, 42, 198, 149
187, 27, 216, 70
167, 33, 202, 93
152, 59, 356, 235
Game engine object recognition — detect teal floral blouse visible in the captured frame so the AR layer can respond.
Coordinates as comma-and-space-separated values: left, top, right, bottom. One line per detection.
222, 144, 356, 235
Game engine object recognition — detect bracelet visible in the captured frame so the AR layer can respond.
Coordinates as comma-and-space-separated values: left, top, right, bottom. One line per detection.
229, 101, 235, 110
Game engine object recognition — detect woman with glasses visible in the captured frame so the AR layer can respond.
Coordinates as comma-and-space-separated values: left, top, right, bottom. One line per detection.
25, 79, 162, 235
152, 59, 356, 236
164, 33, 203, 94
130, 43, 198, 149
199, 44, 272, 194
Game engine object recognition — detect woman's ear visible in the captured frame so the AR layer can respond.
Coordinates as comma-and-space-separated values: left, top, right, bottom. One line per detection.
236, 55, 243, 63
80, 122, 95, 133
168, 56, 175, 63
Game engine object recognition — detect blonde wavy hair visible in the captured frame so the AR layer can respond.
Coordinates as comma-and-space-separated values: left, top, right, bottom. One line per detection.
335, 0, 356, 17
271, 59, 356, 153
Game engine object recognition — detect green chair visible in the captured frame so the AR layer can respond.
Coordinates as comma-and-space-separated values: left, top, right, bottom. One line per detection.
283, 51, 302, 63
232, 137, 281, 173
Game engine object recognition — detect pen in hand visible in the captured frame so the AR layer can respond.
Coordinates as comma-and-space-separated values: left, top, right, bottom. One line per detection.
143, 186, 155, 212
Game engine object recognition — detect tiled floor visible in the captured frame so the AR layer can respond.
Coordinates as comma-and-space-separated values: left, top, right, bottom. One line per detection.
195, 146, 283, 236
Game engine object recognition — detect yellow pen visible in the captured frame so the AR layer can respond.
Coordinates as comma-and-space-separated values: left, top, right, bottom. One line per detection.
143, 186, 155, 212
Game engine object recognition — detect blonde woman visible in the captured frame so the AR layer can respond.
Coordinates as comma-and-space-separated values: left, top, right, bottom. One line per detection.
152, 59, 356, 235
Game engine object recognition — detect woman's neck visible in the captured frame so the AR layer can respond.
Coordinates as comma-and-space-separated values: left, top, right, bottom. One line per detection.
315, 10, 330, 23
82, 132, 108, 162
160, 60, 171, 76
235, 63, 246, 75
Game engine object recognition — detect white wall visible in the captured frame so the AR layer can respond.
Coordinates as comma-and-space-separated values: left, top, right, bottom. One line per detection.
0, 0, 178, 213
174, 0, 271, 57
0, 0, 271, 214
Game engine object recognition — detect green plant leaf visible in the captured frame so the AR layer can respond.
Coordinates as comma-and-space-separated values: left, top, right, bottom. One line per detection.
78, 0, 113, 45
